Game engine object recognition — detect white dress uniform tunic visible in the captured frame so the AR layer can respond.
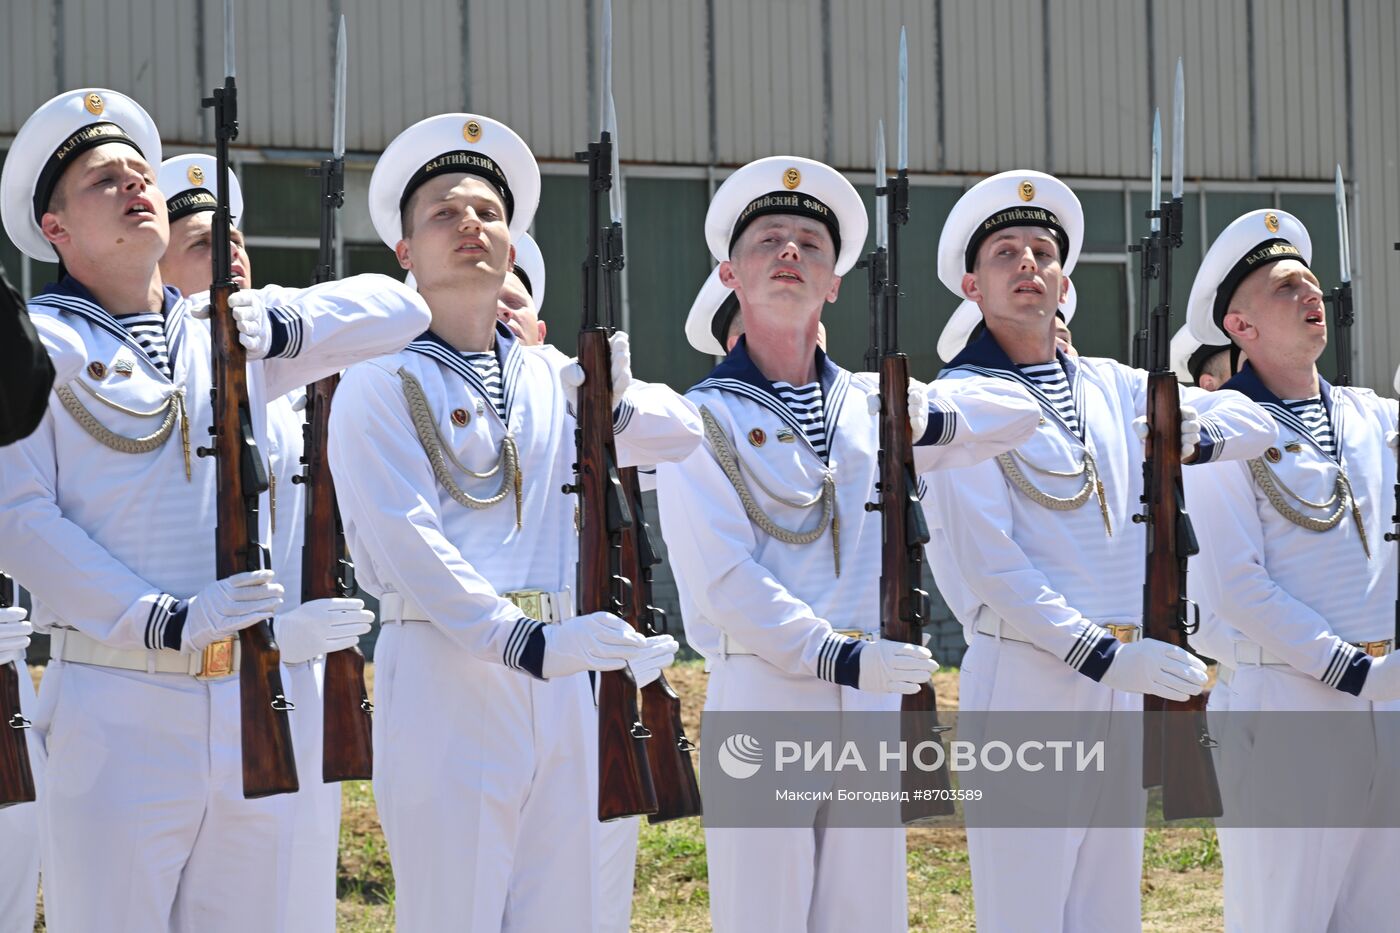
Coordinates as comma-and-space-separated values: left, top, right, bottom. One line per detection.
1187, 367, 1400, 933
0, 274, 429, 933
327, 323, 701, 933
923, 331, 1276, 933
655, 337, 1040, 933
264, 390, 343, 933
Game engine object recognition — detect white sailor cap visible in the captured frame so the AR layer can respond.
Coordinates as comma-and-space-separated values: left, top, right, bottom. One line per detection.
1394, 364, 1400, 397
1187, 209, 1312, 346
368, 113, 540, 247
937, 171, 1083, 303
684, 266, 739, 356
157, 154, 243, 229
510, 232, 546, 314
937, 281, 1078, 363
1170, 322, 1232, 386
704, 156, 867, 276
1, 88, 162, 262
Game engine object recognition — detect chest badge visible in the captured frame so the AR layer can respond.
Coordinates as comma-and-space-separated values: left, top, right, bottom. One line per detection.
451, 408, 470, 427
1265, 447, 1283, 463
776, 428, 796, 444
475, 399, 487, 416
113, 358, 134, 377
748, 428, 767, 447
87, 361, 107, 380
1284, 442, 1303, 454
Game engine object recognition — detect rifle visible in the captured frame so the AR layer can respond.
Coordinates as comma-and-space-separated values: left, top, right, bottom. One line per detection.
1131, 60, 1222, 821
619, 473, 702, 823
865, 32, 954, 823
198, 0, 299, 799
1326, 165, 1353, 387
1388, 241, 1399, 650
298, 16, 372, 784
0, 575, 35, 808
572, 0, 657, 822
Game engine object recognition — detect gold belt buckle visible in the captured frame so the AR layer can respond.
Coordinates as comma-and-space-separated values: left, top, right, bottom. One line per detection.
834, 629, 877, 642
198, 638, 236, 679
506, 589, 547, 622
1105, 624, 1140, 645
1356, 639, 1392, 659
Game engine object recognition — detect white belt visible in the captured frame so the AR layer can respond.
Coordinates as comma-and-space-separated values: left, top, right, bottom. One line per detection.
973, 614, 1142, 645
380, 588, 576, 626
48, 628, 240, 679
1216, 663, 1235, 686
719, 628, 878, 658
1234, 638, 1393, 668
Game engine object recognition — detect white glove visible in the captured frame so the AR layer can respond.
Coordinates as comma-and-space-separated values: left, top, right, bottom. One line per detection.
857, 640, 937, 695
1131, 404, 1202, 459
561, 331, 633, 412
0, 607, 32, 666
274, 597, 375, 665
540, 610, 648, 679
1099, 638, 1208, 701
1360, 653, 1400, 702
192, 291, 274, 359
627, 634, 680, 688
864, 379, 931, 441
181, 570, 285, 653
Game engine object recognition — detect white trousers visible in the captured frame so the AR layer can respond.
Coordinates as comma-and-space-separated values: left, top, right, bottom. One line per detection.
0, 663, 40, 932
373, 621, 600, 933
1221, 663, 1400, 933
597, 815, 639, 933
704, 655, 908, 933
33, 658, 295, 932
1207, 672, 1244, 933
959, 634, 1146, 933
282, 659, 342, 933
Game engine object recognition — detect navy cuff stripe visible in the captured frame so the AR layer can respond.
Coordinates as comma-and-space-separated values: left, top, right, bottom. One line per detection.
266, 307, 304, 359
1193, 417, 1225, 464
613, 398, 635, 433
1335, 650, 1371, 696
161, 597, 188, 651
504, 616, 544, 673
518, 622, 547, 679
816, 632, 848, 683
1077, 634, 1121, 682
1065, 622, 1107, 669
832, 640, 863, 688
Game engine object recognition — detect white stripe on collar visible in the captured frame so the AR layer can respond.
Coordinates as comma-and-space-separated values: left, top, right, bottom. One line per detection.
694, 367, 851, 464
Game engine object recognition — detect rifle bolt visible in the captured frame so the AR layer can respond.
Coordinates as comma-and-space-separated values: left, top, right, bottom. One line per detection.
864, 502, 883, 512
196, 446, 216, 458
1132, 513, 1148, 524
561, 483, 579, 495
290, 474, 307, 485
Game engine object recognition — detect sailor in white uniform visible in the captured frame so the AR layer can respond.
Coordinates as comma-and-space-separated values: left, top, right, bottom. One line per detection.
1184, 209, 1400, 932
327, 112, 695, 933
154, 152, 370, 933
656, 156, 1043, 933
921, 171, 1276, 933
0, 88, 430, 933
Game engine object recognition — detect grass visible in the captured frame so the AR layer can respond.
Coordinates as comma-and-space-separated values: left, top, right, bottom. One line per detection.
31, 662, 1226, 931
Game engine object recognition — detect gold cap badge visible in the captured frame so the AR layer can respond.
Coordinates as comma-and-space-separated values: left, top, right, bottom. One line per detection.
463, 120, 483, 143
1018, 180, 1036, 202
87, 361, 107, 380
84, 92, 104, 116
782, 168, 801, 190
451, 408, 471, 427
748, 428, 767, 447
1264, 212, 1280, 233
187, 164, 205, 186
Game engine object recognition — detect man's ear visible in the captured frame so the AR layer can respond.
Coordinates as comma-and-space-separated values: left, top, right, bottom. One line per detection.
1059, 274, 1070, 303
825, 274, 841, 304
1222, 308, 1252, 343
40, 212, 70, 250
961, 272, 981, 303
717, 259, 739, 290
506, 243, 517, 272
536, 320, 548, 344
394, 239, 412, 271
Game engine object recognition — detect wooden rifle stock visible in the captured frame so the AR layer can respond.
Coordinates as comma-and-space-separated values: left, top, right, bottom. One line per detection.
300, 374, 373, 783
0, 576, 35, 808
577, 331, 658, 822
618, 468, 702, 822
875, 355, 954, 822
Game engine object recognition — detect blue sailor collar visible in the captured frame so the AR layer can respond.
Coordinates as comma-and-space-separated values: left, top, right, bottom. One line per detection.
942, 327, 1085, 441
1222, 362, 1341, 461
32, 274, 189, 381
405, 320, 524, 423
691, 335, 851, 463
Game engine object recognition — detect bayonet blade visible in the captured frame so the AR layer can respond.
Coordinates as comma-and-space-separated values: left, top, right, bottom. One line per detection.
1150, 109, 1161, 232
897, 27, 908, 171
332, 16, 347, 160
876, 120, 888, 250
601, 0, 613, 140
1336, 164, 1351, 283
1172, 58, 1184, 199
224, 0, 236, 79
608, 92, 622, 225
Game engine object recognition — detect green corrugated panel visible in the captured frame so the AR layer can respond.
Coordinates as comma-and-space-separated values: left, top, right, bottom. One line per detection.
529, 174, 590, 357
242, 164, 323, 238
